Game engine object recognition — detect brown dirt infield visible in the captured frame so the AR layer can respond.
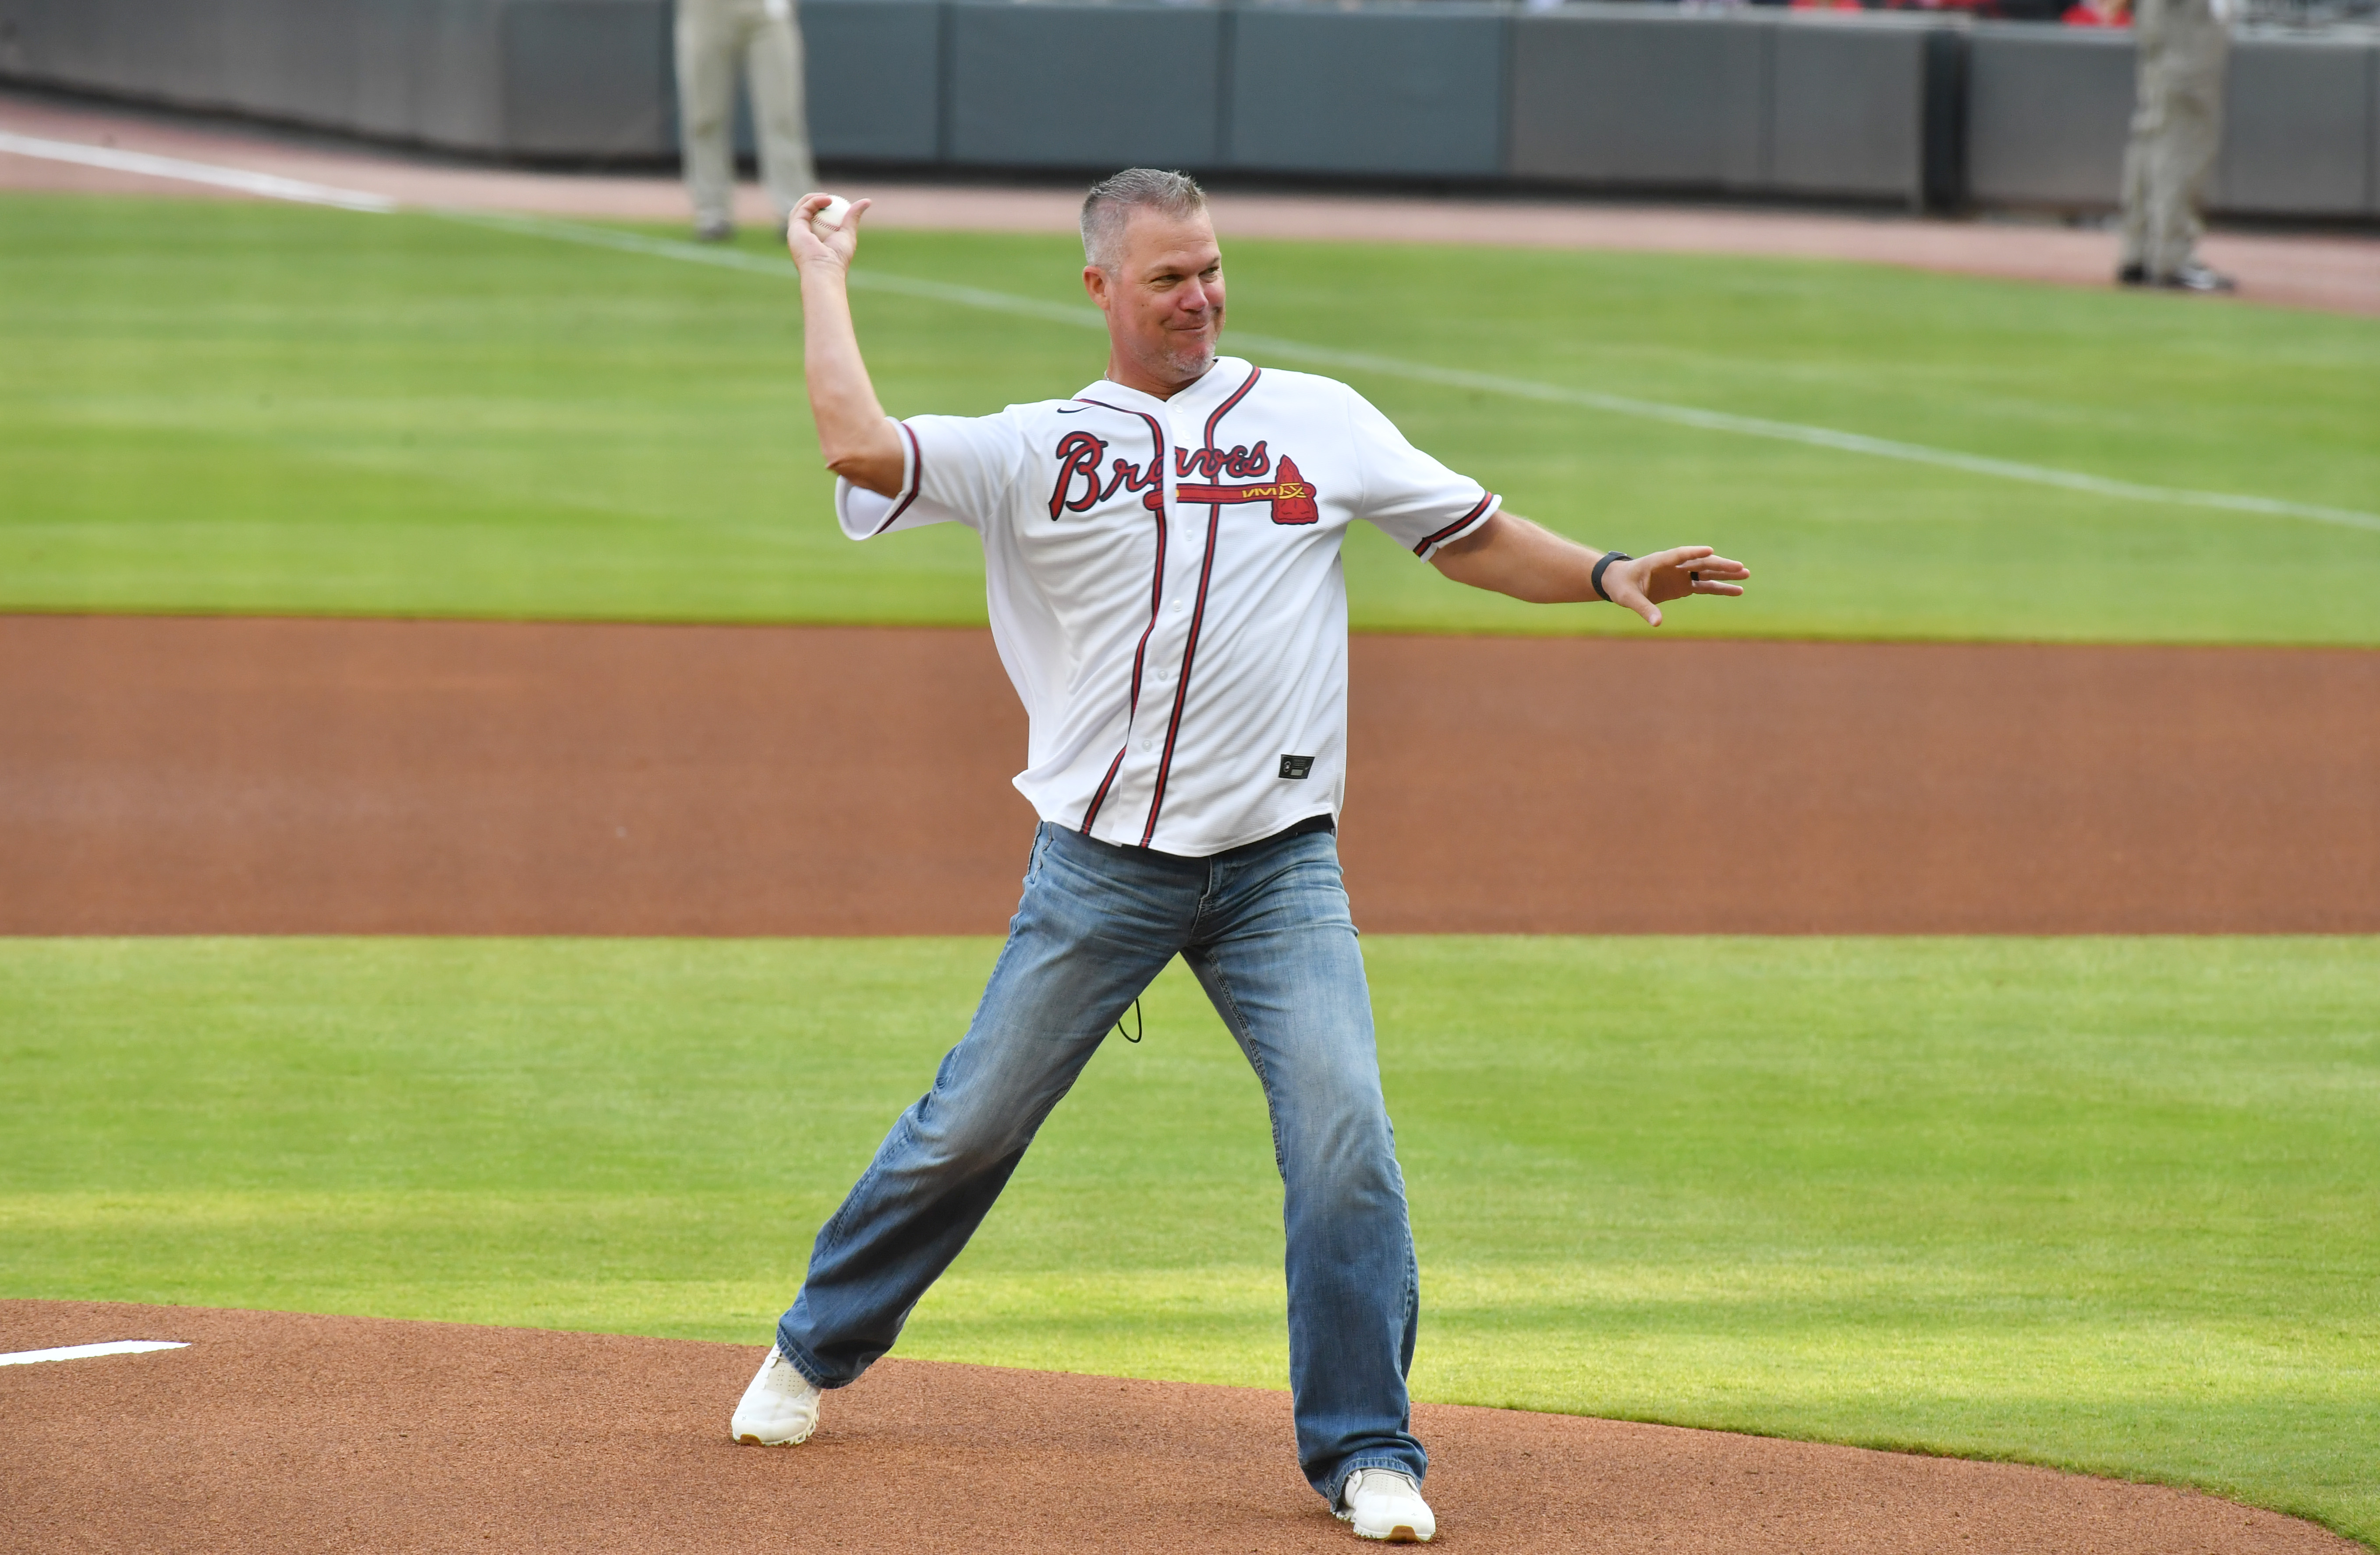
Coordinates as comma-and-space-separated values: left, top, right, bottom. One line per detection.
6, 86, 2377, 317
4, 613, 2374, 937
2, 1301, 2357, 1555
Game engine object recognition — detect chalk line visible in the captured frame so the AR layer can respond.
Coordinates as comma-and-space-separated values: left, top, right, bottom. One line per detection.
0, 130, 398, 212
0, 1339, 190, 1366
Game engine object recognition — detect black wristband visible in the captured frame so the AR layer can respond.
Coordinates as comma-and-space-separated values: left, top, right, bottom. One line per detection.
1590, 551, 1631, 602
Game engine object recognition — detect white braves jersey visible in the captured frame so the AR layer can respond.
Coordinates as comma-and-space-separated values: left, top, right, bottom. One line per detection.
836, 356, 1497, 856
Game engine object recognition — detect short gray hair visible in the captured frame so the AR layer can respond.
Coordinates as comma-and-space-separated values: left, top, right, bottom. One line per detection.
1080, 168, 1208, 273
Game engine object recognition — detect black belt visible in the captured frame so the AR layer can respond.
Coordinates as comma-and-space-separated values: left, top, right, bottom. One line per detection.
1113, 812, 1335, 865
1232, 812, 1336, 854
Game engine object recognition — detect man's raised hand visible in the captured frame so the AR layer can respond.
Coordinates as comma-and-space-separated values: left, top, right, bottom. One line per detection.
786, 192, 872, 271
1601, 545, 1749, 628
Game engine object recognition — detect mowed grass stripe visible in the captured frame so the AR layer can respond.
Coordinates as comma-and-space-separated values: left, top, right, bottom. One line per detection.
4, 194, 2376, 641
2, 936, 2373, 1543
451, 207, 2380, 533
1, 130, 2369, 534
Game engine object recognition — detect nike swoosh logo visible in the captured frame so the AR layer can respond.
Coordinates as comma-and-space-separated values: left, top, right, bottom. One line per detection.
1057, 406, 1090, 414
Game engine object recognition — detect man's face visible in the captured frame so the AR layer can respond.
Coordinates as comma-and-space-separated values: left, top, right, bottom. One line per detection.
1085, 209, 1226, 392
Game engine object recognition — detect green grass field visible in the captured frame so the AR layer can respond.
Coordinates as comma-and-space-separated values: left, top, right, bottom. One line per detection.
3, 937, 2373, 1541
4, 193, 2377, 642
6, 190, 2376, 1544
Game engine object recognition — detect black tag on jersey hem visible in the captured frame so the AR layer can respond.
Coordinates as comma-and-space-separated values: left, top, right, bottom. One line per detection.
1279, 755, 1315, 780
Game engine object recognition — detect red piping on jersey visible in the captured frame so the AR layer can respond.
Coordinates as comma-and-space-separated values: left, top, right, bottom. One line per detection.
1202, 365, 1262, 452
1412, 492, 1498, 557
870, 422, 926, 536
1071, 398, 1168, 838
1138, 364, 1261, 848
1078, 745, 1130, 837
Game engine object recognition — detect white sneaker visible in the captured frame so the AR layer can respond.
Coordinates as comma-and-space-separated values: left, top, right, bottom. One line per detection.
729, 1345, 822, 1445
1338, 1467, 1435, 1542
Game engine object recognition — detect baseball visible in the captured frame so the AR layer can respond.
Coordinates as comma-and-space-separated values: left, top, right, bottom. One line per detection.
808, 195, 852, 240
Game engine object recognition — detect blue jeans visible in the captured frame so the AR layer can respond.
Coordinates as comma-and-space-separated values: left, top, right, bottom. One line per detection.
777, 820, 1426, 1504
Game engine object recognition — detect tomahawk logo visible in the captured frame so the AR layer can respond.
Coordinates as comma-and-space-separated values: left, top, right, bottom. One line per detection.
1177, 456, 1321, 525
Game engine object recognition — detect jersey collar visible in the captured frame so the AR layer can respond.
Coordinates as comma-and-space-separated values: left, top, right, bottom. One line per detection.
1078, 356, 1251, 416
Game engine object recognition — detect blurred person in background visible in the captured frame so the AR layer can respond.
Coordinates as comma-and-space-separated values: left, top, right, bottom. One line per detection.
2117, 0, 2237, 291
677, 0, 816, 243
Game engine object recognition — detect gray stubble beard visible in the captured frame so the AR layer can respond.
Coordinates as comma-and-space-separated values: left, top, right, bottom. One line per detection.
1158, 316, 1222, 383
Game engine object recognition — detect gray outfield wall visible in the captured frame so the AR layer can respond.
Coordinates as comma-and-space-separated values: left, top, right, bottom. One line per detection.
1964, 21, 2380, 216
0, 0, 677, 159
1, 0, 2373, 218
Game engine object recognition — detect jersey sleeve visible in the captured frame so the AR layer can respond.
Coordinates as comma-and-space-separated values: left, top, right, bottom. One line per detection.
835, 411, 1025, 539
1340, 386, 1500, 560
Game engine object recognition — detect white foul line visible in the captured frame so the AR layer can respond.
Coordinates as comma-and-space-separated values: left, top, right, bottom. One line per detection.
0, 130, 398, 212
4, 131, 2373, 535
0, 1339, 190, 1366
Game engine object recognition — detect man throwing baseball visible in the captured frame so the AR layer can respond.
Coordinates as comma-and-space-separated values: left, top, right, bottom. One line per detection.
731, 168, 1749, 1544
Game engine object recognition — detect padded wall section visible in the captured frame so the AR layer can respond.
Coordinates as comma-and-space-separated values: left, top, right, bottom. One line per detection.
0, 0, 43, 85
1965, 25, 2134, 208
230, 0, 364, 130
804, 0, 939, 162
408, 0, 508, 152
360, 0, 505, 151
1767, 15, 1929, 205
0, 0, 123, 98
1, 0, 239, 109
0, 0, 522, 156
1229, 3, 1504, 177
499, 0, 672, 159
352, 0, 429, 140
48, 0, 170, 102
2214, 35, 2373, 216
1508, 6, 1769, 191
946, 0, 1222, 168
0, 0, 59, 88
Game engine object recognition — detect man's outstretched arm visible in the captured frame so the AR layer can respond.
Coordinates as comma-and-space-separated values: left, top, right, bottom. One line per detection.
1431, 511, 1748, 628
785, 194, 905, 497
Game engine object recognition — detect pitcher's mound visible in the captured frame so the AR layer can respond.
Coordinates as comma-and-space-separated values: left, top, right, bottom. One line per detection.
1, 1301, 2351, 1554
